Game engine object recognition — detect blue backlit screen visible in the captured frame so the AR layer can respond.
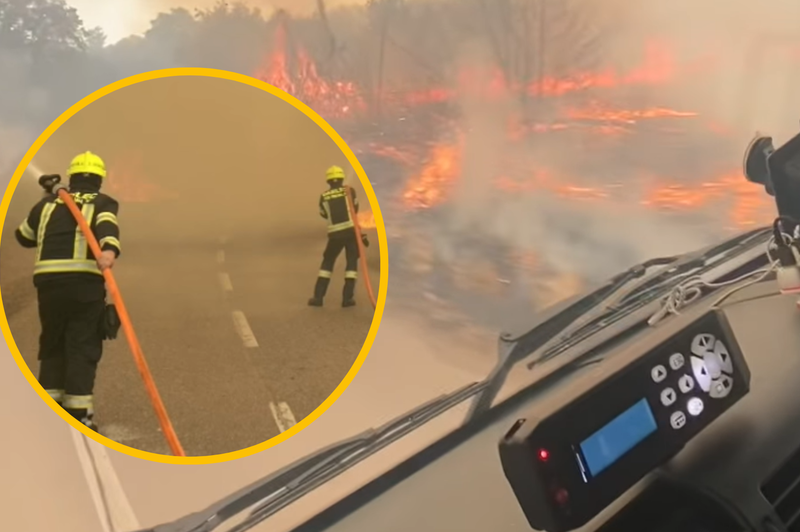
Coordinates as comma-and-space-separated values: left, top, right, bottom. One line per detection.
579, 398, 658, 478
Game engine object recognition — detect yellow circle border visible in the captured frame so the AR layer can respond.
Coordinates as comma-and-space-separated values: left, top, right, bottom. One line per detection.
0, 67, 389, 465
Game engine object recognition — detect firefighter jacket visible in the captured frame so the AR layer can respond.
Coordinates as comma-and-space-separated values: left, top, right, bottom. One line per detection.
319, 186, 359, 235
15, 177, 121, 288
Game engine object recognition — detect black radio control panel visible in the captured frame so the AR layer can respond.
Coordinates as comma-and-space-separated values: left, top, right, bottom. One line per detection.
498, 309, 751, 532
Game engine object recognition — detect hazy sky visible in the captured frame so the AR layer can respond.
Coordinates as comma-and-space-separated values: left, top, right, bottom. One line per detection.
67, 0, 367, 44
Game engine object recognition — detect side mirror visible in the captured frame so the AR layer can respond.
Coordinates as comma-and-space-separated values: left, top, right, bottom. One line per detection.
743, 135, 776, 196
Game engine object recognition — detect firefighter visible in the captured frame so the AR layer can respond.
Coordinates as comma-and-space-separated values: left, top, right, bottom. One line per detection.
308, 165, 369, 308
15, 151, 121, 431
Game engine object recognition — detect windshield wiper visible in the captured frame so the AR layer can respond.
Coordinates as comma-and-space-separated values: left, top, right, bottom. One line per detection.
138, 381, 485, 532
528, 226, 771, 366
139, 228, 772, 532
464, 226, 770, 422
459, 255, 681, 422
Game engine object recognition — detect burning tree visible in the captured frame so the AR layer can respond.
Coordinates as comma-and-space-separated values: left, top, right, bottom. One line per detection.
477, 0, 612, 112
254, 9, 366, 119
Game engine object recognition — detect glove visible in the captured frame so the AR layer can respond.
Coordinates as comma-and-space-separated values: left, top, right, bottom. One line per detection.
99, 304, 121, 341
361, 234, 370, 248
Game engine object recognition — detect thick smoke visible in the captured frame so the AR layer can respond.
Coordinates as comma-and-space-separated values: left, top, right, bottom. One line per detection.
423, 0, 800, 302
3, 0, 799, 330
607, 0, 800, 143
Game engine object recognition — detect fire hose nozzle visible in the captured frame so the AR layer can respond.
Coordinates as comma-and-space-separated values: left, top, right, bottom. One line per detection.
38, 174, 62, 194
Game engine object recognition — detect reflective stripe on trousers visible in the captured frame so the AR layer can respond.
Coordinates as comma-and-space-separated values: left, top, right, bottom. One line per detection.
63, 394, 93, 410
45, 389, 64, 402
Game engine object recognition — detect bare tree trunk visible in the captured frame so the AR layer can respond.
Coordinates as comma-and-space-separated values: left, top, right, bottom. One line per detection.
532, 0, 546, 120
375, 7, 391, 121
315, 0, 337, 66
478, 0, 511, 82
520, 0, 531, 107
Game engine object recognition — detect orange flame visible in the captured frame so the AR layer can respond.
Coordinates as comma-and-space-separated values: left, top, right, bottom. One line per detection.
402, 142, 462, 210
255, 20, 365, 118
364, 143, 418, 167
358, 211, 376, 229
530, 41, 677, 97
564, 101, 699, 124
640, 173, 774, 229
105, 154, 174, 203
402, 141, 775, 230
392, 40, 682, 109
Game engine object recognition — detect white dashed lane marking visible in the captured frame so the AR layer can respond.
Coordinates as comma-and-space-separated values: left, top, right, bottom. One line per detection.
218, 272, 233, 292
218, 241, 296, 435
231, 310, 259, 348
270, 401, 298, 433
71, 430, 140, 532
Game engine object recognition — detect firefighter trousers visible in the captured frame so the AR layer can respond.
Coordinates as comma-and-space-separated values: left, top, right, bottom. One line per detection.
36, 281, 105, 423
313, 232, 359, 302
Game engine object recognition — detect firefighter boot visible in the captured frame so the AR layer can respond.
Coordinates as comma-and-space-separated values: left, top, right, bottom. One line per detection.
309, 276, 331, 307
342, 278, 356, 308
65, 407, 99, 432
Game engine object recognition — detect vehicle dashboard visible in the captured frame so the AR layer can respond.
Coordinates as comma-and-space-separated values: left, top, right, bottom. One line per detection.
291, 276, 800, 532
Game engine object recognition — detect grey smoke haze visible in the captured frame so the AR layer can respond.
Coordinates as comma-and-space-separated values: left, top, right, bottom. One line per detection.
419, 0, 799, 297
2, 0, 798, 325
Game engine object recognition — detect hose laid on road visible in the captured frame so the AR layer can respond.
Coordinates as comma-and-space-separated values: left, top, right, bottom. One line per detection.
345, 185, 377, 309
55, 187, 186, 457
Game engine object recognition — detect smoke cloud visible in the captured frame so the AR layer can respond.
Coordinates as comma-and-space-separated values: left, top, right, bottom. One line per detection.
419, 0, 799, 303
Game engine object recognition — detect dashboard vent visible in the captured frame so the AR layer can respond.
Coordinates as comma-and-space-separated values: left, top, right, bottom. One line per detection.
762, 446, 800, 531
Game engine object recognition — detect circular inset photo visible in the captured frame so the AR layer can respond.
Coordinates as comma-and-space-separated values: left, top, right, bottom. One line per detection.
0, 68, 387, 463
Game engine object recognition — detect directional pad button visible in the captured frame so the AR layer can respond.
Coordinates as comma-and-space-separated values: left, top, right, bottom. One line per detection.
691, 356, 712, 392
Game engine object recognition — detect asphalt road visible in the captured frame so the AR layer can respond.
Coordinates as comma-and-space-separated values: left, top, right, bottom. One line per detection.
0, 212, 380, 457
0, 299, 493, 532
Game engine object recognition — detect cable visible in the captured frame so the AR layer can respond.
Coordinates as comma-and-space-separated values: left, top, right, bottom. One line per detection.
53, 185, 185, 457
345, 185, 377, 309
648, 216, 800, 327
647, 262, 778, 326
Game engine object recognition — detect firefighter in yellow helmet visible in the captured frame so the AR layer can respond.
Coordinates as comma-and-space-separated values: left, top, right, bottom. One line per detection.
14, 151, 122, 432
308, 165, 369, 307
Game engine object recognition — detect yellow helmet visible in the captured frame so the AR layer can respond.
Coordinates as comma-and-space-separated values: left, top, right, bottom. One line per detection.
326, 165, 346, 182
68, 151, 107, 179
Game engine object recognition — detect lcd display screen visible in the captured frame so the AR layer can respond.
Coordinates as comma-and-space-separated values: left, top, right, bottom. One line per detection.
579, 398, 658, 478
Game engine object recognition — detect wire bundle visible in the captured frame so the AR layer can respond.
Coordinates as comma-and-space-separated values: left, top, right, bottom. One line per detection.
648, 217, 800, 326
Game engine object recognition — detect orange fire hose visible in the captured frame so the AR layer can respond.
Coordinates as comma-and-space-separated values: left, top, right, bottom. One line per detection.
54, 187, 186, 457
345, 185, 377, 309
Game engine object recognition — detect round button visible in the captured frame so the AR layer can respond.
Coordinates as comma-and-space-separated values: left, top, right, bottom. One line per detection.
670, 411, 687, 430
660, 387, 677, 406
669, 353, 685, 370
678, 375, 695, 393
651, 365, 667, 383
687, 397, 704, 416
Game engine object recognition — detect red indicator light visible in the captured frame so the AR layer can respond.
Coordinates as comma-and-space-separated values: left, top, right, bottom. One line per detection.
555, 488, 569, 505
538, 449, 550, 461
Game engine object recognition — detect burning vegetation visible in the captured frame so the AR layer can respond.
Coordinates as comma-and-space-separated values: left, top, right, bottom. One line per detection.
20, 0, 794, 324
239, 2, 788, 322
250, 7, 776, 234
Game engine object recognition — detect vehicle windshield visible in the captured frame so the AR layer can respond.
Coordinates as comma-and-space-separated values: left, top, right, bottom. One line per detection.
3, 5, 795, 532
138, 221, 772, 532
